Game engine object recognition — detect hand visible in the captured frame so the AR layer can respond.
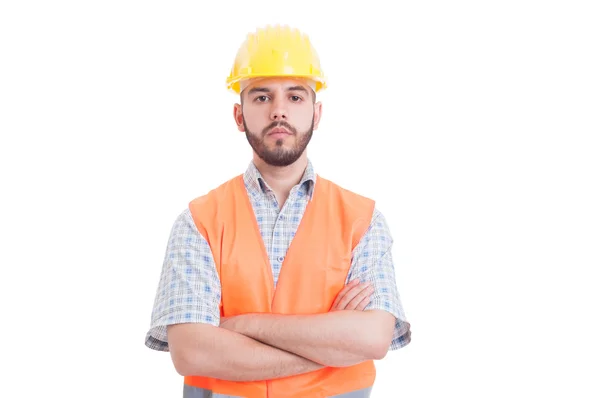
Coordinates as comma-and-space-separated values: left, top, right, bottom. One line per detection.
330, 279, 375, 311
219, 316, 234, 330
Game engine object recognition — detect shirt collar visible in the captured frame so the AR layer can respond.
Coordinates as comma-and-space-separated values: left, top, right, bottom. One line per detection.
243, 159, 316, 200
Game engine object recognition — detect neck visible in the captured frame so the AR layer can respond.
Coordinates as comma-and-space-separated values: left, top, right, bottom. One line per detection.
252, 153, 309, 198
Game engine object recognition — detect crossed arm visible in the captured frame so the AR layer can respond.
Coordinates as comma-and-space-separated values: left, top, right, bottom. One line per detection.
220, 308, 396, 367
167, 280, 396, 381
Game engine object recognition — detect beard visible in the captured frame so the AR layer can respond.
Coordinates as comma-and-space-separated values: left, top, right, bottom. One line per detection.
243, 117, 314, 167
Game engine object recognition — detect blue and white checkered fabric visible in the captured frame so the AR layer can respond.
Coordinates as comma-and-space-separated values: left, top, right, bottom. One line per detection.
146, 160, 411, 352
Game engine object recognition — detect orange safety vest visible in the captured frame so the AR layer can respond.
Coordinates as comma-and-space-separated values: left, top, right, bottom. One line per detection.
186, 174, 376, 398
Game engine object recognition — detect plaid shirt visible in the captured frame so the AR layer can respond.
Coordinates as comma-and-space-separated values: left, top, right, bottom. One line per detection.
146, 160, 411, 352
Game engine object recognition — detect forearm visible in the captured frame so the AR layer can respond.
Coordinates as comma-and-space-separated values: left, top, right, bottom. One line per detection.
168, 323, 323, 382
222, 310, 393, 367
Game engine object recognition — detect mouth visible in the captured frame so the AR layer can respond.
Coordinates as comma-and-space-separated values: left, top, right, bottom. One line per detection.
267, 127, 292, 136
266, 127, 293, 140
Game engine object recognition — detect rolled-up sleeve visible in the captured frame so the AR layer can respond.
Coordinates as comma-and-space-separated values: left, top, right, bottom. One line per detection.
348, 208, 412, 350
145, 208, 222, 352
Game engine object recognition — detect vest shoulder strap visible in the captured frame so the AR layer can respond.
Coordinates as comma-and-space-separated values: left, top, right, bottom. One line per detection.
315, 175, 376, 249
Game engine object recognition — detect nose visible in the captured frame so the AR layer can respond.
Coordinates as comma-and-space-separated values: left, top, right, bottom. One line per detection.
269, 96, 287, 121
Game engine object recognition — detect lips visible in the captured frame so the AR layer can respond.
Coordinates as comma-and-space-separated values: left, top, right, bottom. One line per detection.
268, 127, 292, 135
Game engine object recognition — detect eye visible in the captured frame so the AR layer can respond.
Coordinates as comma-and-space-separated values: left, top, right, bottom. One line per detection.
290, 95, 302, 102
255, 95, 269, 102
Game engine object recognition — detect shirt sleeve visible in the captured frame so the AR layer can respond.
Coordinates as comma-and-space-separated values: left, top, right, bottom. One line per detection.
145, 208, 222, 352
347, 208, 412, 351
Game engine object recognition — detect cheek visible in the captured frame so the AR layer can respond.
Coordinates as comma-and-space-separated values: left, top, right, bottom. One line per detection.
243, 109, 269, 130
291, 107, 315, 129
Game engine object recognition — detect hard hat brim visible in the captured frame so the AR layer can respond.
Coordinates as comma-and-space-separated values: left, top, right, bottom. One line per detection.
227, 75, 327, 94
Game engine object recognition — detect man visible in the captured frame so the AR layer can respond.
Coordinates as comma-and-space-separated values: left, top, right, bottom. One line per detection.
145, 25, 411, 398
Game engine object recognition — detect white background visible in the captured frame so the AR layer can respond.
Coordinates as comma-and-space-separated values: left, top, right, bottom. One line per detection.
1, 1, 599, 397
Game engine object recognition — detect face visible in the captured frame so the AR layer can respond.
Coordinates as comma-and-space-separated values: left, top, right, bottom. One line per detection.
234, 77, 322, 167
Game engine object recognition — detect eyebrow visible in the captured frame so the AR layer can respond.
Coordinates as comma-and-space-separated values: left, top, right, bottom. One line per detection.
247, 87, 270, 95
247, 85, 309, 96
286, 85, 309, 94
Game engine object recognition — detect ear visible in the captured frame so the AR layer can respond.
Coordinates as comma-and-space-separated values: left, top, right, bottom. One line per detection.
312, 101, 323, 130
233, 103, 245, 132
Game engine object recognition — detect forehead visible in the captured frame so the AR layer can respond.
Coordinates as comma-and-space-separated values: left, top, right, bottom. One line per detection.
241, 77, 314, 95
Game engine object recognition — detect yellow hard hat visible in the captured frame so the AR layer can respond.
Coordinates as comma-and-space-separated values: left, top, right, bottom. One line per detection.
226, 25, 327, 94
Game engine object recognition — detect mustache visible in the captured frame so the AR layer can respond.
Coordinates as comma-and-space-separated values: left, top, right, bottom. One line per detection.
262, 121, 298, 136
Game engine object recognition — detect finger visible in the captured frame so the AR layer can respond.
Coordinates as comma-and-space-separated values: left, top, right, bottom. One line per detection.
337, 282, 372, 309
345, 285, 375, 310
355, 293, 373, 311
331, 280, 358, 309
341, 282, 371, 305
331, 279, 359, 309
